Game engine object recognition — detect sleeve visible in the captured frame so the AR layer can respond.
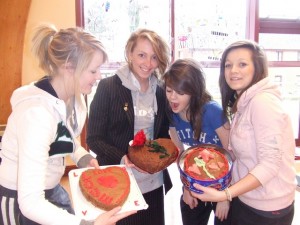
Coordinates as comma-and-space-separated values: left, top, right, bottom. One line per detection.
249, 94, 287, 185
86, 78, 125, 165
17, 105, 80, 225
72, 136, 92, 167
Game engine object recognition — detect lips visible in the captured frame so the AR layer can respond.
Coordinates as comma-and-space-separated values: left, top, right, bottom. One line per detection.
230, 76, 241, 81
170, 102, 179, 111
140, 66, 151, 72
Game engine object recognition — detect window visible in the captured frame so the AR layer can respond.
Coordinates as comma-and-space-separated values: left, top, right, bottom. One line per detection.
76, 0, 300, 144
259, 0, 300, 63
257, 0, 300, 142
175, 0, 247, 65
81, 0, 170, 69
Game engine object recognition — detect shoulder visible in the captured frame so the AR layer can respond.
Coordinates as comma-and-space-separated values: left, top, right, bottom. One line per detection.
249, 93, 284, 122
98, 74, 121, 86
96, 75, 124, 95
250, 92, 281, 112
203, 101, 226, 125
204, 101, 222, 112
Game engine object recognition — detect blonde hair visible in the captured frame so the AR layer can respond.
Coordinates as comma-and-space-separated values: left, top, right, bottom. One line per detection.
31, 23, 108, 109
125, 28, 170, 77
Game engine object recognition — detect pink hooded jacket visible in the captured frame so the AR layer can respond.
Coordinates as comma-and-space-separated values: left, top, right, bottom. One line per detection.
228, 77, 296, 211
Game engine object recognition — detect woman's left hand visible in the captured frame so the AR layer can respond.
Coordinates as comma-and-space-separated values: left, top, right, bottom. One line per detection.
124, 155, 148, 173
87, 158, 100, 169
215, 200, 230, 221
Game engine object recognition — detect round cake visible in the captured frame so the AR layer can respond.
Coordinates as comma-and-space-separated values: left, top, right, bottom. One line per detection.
128, 137, 178, 174
79, 166, 130, 211
184, 147, 229, 181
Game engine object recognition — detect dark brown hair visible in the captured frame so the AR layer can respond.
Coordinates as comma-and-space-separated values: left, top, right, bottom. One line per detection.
163, 58, 212, 140
219, 40, 268, 118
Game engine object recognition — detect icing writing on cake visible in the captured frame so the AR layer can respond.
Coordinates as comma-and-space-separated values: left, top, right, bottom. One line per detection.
79, 167, 130, 210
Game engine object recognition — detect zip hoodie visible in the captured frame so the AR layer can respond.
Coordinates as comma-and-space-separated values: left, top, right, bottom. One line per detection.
116, 65, 164, 194
0, 78, 91, 225
229, 77, 296, 211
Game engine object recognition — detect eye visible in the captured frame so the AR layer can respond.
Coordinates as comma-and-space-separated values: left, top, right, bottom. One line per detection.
166, 87, 173, 93
224, 63, 231, 69
177, 91, 185, 96
152, 55, 158, 61
138, 53, 145, 58
239, 62, 247, 67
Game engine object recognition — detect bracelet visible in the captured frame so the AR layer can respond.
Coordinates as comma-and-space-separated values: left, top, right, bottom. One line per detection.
224, 187, 232, 202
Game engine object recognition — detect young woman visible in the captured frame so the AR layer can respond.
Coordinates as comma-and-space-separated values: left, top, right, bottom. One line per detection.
192, 40, 296, 225
0, 24, 136, 225
163, 58, 231, 225
87, 29, 171, 225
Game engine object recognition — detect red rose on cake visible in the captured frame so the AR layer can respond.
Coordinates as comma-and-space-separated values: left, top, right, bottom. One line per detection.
130, 129, 146, 146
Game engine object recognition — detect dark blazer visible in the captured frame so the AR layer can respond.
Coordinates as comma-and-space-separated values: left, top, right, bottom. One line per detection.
87, 74, 172, 192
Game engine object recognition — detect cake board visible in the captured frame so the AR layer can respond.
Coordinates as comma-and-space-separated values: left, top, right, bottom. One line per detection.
68, 165, 148, 221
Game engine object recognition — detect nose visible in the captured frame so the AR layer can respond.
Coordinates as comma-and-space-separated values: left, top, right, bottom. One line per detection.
145, 57, 153, 67
169, 90, 177, 99
230, 64, 239, 73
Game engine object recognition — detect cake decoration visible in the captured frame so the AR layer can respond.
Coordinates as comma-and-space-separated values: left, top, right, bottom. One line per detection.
131, 129, 146, 146
79, 166, 130, 211
184, 147, 229, 181
128, 130, 178, 174
177, 144, 232, 193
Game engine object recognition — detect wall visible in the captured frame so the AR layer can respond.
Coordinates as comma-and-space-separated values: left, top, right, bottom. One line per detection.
0, 0, 76, 124
22, 0, 76, 85
0, 0, 31, 124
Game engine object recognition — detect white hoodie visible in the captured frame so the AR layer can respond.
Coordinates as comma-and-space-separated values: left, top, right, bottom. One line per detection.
0, 78, 89, 225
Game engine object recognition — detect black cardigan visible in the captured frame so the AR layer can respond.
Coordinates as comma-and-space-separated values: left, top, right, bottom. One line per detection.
86, 74, 172, 192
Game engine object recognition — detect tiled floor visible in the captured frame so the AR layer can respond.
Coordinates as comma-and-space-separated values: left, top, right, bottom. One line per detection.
61, 162, 300, 225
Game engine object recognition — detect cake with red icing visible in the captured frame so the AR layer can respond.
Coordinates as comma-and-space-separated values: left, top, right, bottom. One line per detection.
184, 147, 229, 181
79, 166, 130, 211
128, 130, 178, 174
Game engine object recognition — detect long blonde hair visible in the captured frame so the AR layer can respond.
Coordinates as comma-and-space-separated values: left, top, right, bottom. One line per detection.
124, 28, 170, 78
31, 23, 108, 110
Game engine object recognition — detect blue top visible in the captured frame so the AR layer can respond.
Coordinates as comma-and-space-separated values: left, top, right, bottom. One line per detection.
171, 101, 226, 147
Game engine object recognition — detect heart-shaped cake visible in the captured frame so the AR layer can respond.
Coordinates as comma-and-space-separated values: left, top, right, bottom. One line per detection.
79, 166, 130, 211
128, 131, 179, 174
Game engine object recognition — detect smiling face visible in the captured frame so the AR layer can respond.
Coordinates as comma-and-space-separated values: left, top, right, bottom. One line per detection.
224, 48, 255, 95
79, 51, 104, 95
166, 86, 191, 119
129, 38, 158, 82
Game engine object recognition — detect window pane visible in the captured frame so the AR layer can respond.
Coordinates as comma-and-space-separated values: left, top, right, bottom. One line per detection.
260, 0, 300, 19
259, 33, 300, 61
175, 0, 247, 61
268, 68, 300, 138
83, 0, 170, 65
